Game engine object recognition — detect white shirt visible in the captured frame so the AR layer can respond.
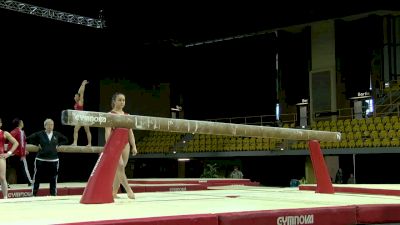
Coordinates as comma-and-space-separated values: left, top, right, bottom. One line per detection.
46, 131, 53, 141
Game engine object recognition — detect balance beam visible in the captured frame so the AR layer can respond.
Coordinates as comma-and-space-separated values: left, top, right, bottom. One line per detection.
61, 110, 341, 142
24, 144, 103, 153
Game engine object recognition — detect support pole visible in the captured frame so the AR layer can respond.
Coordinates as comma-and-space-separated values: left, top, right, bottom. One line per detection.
308, 140, 335, 194
80, 129, 128, 204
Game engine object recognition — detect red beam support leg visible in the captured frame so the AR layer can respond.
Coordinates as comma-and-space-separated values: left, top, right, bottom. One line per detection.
308, 140, 335, 194
80, 129, 128, 204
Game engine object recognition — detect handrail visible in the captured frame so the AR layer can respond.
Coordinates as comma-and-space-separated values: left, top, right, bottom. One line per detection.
207, 102, 400, 127
207, 113, 297, 126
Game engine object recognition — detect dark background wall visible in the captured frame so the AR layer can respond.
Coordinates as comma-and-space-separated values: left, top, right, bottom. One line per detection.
2, 6, 400, 186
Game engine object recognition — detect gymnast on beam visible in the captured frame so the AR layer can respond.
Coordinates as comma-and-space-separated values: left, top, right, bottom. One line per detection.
0, 117, 19, 199
72, 80, 92, 146
105, 92, 137, 199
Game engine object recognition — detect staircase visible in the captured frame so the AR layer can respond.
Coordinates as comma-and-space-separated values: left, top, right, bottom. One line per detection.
374, 85, 400, 116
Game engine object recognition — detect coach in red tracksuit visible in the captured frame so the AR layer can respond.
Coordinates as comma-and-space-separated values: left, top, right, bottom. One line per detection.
8, 118, 32, 186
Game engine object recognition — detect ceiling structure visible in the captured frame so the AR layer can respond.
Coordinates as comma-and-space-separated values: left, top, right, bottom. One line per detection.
3, 1, 400, 47
1, 1, 400, 125
1, 1, 400, 83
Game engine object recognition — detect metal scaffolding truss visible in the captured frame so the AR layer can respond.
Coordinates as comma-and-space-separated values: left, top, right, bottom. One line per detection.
0, 0, 105, 28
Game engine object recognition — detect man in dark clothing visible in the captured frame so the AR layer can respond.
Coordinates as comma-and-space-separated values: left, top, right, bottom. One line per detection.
335, 168, 343, 184
27, 118, 68, 196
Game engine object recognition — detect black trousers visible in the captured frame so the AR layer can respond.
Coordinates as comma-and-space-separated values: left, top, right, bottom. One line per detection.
32, 159, 59, 196
20, 157, 32, 185
9, 156, 32, 185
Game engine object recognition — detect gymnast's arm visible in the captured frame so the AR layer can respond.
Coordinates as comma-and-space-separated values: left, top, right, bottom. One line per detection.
105, 127, 111, 142
128, 129, 137, 156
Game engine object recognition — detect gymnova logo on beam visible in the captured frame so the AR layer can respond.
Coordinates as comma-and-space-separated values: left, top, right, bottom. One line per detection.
277, 214, 314, 225
74, 114, 106, 124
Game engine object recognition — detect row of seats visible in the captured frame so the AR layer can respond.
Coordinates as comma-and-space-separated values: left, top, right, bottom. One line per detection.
291, 116, 400, 149
311, 116, 399, 128
137, 133, 286, 153
137, 116, 400, 153
292, 138, 400, 149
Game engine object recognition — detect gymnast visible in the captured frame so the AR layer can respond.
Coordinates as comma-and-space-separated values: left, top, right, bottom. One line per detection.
0, 117, 19, 199
105, 92, 137, 199
72, 80, 92, 146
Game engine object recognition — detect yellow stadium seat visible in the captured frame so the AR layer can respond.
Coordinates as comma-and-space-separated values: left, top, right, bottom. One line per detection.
341, 132, 347, 140
391, 138, 400, 147
390, 116, 399, 124
346, 132, 354, 141
359, 124, 368, 132
352, 125, 360, 132
354, 131, 362, 140
323, 121, 330, 127
368, 123, 376, 131
345, 125, 352, 133
379, 130, 387, 139
388, 130, 397, 138
330, 120, 337, 127
325, 142, 332, 149
372, 139, 381, 147
366, 117, 374, 125
269, 139, 276, 149
348, 140, 356, 148
344, 119, 351, 126
317, 121, 324, 128
351, 119, 359, 126
374, 117, 382, 124
385, 123, 393, 131
375, 123, 384, 131
355, 139, 363, 148
297, 141, 306, 149
311, 123, 317, 130
358, 118, 366, 125
337, 125, 345, 132
336, 120, 344, 127
363, 130, 370, 138
382, 138, 391, 147
340, 140, 348, 148
393, 122, 400, 130
370, 130, 379, 139
382, 116, 390, 124
364, 138, 372, 147
332, 141, 340, 148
